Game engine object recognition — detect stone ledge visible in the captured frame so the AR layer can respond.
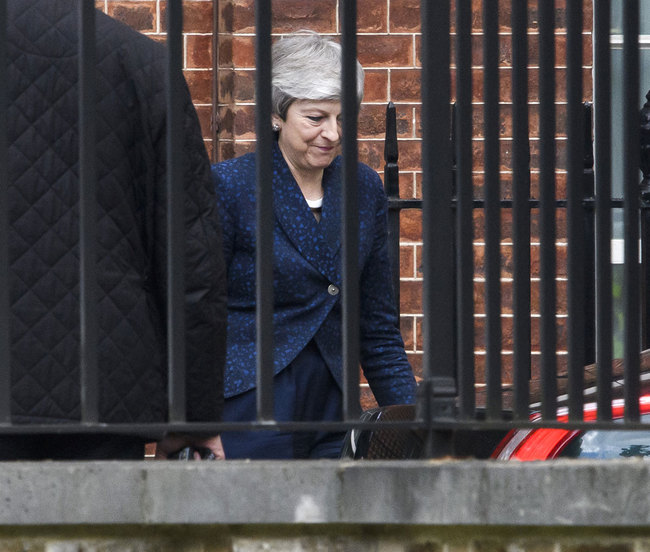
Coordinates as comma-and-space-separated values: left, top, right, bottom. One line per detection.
0, 459, 649, 526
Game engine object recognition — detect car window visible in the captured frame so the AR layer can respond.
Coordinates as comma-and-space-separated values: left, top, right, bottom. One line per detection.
557, 414, 650, 459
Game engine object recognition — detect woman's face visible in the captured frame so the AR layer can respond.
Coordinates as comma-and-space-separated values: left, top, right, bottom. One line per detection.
275, 100, 342, 176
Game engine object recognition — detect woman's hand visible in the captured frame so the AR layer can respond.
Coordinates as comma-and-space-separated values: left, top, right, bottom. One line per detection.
154, 433, 226, 460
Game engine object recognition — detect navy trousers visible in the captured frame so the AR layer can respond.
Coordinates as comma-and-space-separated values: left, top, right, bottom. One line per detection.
221, 341, 346, 459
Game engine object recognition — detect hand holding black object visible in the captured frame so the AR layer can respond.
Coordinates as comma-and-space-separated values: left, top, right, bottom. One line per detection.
167, 445, 217, 460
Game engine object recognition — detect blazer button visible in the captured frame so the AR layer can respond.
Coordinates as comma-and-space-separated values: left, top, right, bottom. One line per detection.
328, 284, 340, 296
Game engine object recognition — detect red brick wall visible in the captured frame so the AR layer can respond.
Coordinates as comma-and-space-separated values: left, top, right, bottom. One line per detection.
100, 0, 594, 410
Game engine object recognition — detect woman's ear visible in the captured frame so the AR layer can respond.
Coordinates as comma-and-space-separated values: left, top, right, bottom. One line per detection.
271, 114, 282, 131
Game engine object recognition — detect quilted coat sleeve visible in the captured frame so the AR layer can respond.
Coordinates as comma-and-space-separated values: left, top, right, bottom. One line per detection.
359, 166, 417, 406
177, 84, 228, 423
140, 48, 227, 423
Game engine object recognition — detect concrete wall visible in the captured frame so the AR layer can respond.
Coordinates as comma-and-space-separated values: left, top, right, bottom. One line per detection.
2, 459, 650, 551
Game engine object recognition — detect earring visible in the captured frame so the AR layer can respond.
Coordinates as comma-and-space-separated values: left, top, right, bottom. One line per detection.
272, 123, 280, 132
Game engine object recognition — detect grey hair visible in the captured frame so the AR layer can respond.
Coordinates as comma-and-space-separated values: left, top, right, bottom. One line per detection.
271, 31, 365, 120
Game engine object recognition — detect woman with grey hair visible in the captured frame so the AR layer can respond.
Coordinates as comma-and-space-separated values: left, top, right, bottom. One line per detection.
212, 31, 417, 459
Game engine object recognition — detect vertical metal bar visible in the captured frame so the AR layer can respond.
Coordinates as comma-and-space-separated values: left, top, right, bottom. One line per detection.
582, 103, 596, 366
623, 0, 640, 422
211, 0, 219, 164
384, 102, 401, 312
419, 0, 455, 456
254, 0, 274, 421
537, 0, 557, 421
79, 0, 99, 423
593, 0, 612, 421
566, 0, 585, 421
511, 0, 531, 419
0, 0, 9, 424
482, 0, 502, 419
166, 0, 186, 423
341, 0, 361, 420
455, 0, 474, 419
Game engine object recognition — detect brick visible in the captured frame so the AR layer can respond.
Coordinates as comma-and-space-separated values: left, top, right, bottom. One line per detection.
400, 208, 422, 242
184, 69, 213, 104
186, 35, 213, 69
203, 139, 216, 163
218, 140, 236, 161
218, 35, 255, 68
107, 2, 157, 32
400, 245, 415, 278
390, 0, 421, 33
399, 171, 417, 199
358, 0, 388, 33
363, 70, 389, 102
217, 35, 233, 69
390, 69, 421, 103
160, 1, 214, 33
219, 140, 256, 162
413, 244, 423, 276
392, 140, 422, 172
227, 70, 255, 102
218, 70, 234, 103
272, 0, 337, 34
358, 35, 414, 67
219, 0, 255, 34
530, 242, 569, 278
359, 104, 390, 139
358, 140, 385, 172
232, 105, 257, 139
194, 104, 214, 140
391, 104, 415, 138
217, 106, 235, 138
400, 279, 422, 314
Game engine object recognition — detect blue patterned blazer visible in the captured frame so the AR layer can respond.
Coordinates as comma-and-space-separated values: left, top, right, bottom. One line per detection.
212, 142, 417, 405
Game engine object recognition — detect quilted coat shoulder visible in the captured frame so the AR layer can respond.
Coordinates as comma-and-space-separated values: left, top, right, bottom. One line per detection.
7, 0, 227, 426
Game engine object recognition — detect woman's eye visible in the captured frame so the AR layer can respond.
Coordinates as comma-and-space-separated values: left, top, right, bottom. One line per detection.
307, 116, 323, 122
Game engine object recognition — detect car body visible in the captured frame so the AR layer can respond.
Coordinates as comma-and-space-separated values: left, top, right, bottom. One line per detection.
492, 395, 650, 460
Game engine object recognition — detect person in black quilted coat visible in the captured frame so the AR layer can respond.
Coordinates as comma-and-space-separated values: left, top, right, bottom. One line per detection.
2, 0, 227, 459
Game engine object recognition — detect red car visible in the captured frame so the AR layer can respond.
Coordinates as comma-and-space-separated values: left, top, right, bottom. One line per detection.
491, 395, 650, 460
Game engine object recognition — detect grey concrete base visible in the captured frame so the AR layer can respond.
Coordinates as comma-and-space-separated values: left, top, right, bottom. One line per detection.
0, 459, 649, 526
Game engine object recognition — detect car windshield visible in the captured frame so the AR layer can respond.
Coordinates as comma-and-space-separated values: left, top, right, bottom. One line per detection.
557, 414, 650, 459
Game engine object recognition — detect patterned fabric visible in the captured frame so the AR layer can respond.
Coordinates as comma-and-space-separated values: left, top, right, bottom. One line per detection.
7, 0, 227, 425
212, 142, 417, 405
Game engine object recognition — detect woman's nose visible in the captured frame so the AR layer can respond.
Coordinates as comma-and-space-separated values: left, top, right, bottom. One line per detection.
321, 117, 340, 140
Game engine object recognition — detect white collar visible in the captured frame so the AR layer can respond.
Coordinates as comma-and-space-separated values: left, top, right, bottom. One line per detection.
305, 196, 323, 209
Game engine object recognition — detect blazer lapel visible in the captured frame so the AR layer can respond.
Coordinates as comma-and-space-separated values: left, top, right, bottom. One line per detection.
319, 159, 342, 261
272, 143, 341, 283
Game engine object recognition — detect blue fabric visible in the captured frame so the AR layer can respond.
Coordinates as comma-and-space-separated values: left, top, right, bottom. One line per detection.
221, 340, 345, 459
211, 142, 417, 406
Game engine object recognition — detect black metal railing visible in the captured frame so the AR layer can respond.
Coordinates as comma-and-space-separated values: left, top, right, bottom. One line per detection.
2, 0, 650, 458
